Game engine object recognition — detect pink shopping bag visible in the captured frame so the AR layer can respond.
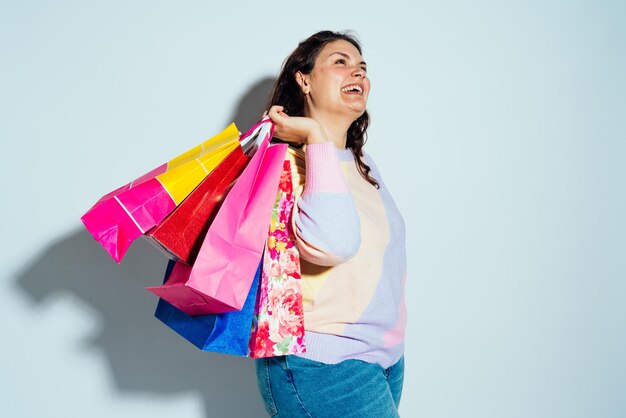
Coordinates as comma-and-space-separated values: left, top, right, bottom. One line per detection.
147, 119, 288, 315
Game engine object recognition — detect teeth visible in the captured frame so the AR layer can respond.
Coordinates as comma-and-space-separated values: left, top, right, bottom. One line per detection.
342, 85, 362, 93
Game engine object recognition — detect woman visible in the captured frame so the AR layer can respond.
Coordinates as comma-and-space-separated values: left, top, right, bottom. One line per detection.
256, 30, 407, 417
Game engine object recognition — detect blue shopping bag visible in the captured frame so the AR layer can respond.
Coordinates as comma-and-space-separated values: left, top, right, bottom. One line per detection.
154, 259, 260, 356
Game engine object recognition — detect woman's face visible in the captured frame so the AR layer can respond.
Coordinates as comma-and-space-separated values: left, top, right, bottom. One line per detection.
298, 39, 370, 120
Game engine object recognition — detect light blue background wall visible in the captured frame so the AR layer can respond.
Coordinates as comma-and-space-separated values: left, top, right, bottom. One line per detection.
1, 1, 624, 417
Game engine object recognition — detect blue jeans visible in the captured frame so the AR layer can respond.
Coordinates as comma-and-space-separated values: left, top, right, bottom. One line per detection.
254, 355, 404, 417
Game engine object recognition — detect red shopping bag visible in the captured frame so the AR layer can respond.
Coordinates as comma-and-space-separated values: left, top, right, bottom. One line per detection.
145, 147, 251, 265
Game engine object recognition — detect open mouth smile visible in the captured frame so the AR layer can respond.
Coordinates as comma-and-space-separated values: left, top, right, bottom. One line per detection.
341, 84, 364, 94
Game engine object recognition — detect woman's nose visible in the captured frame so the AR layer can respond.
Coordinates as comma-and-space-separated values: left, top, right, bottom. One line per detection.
352, 66, 365, 77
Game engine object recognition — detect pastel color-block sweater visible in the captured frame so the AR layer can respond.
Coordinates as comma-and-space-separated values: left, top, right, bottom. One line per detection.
284, 141, 407, 369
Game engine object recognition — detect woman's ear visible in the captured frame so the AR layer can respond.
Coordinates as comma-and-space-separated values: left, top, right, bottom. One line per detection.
295, 71, 311, 95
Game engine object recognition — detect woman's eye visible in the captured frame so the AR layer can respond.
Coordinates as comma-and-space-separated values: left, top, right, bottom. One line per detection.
334, 58, 367, 72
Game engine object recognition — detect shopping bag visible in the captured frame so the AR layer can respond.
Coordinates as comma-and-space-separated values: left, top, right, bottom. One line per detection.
154, 259, 261, 356
249, 154, 306, 357
146, 120, 288, 315
144, 146, 251, 265
81, 123, 241, 263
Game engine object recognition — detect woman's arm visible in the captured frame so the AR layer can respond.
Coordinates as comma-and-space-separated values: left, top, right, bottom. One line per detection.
291, 141, 361, 266
265, 105, 361, 265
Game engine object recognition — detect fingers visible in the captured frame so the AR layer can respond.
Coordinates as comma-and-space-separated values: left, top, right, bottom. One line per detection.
268, 105, 286, 121
270, 105, 284, 112
266, 104, 307, 144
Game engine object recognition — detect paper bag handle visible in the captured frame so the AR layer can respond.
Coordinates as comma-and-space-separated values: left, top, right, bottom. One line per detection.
240, 117, 275, 154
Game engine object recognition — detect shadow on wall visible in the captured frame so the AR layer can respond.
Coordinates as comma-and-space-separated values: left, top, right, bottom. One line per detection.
14, 77, 277, 418
230, 77, 276, 134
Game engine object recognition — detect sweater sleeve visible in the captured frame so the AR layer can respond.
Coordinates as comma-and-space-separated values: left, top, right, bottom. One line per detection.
291, 142, 361, 266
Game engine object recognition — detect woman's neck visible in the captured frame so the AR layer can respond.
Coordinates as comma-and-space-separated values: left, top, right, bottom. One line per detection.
306, 110, 353, 149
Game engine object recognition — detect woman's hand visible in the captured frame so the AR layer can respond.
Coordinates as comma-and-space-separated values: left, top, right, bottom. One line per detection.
265, 105, 328, 145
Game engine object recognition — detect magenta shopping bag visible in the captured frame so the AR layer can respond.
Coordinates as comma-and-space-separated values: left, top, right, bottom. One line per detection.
147, 120, 288, 315
81, 124, 241, 263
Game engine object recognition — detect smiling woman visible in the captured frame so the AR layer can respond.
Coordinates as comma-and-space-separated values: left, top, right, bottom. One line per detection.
254, 31, 408, 417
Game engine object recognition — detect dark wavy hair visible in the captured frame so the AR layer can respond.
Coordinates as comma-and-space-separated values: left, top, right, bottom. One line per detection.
267, 30, 379, 188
